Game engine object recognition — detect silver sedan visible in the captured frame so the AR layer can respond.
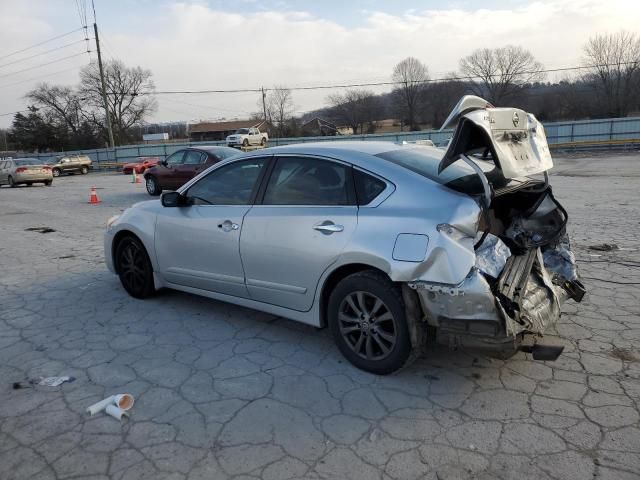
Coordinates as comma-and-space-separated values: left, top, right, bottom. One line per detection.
104, 97, 584, 374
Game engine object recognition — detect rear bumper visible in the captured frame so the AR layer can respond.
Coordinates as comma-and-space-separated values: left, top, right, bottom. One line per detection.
410, 246, 581, 354
14, 172, 53, 183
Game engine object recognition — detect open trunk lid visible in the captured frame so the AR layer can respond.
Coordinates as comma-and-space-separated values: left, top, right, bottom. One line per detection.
439, 95, 553, 179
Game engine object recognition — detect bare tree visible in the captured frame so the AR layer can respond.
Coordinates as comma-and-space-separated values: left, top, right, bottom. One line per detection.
391, 57, 428, 130
423, 74, 468, 128
267, 86, 295, 138
327, 89, 381, 134
582, 31, 640, 117
459, 45, 544, 105
26, 84, 83, 134
79, 59, 156, 145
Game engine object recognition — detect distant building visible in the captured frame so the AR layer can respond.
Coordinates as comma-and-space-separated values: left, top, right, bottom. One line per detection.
189, 120, 268, 142
301, 118, 353, 137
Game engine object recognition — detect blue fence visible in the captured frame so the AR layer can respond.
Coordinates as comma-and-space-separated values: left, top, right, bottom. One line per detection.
29, 116, 640, 167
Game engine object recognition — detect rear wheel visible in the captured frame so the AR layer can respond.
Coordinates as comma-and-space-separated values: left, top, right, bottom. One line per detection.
115, 236, 155, 299
52, 168, 61, 177
44, 180, 52, 186
328, 270, 412, 374
145, 175, 161, 196
80, 166, 89, 175
8, 176, 16, 187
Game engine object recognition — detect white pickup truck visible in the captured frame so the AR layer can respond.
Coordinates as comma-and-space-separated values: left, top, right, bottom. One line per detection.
226, 127, 268, 148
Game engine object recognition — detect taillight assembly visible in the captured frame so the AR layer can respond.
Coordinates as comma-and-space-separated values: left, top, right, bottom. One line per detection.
42, 166, 51, 171
15, 167, 27, 173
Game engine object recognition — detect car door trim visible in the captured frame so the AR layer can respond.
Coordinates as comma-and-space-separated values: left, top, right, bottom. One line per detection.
166, 267, 245, 285
246, 278, 307, 294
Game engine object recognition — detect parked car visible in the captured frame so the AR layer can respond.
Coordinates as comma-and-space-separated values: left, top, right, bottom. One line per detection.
143, 146, 238, 195
0, 157, 53, 187
122, 157, 160, 175
226, 127, 268, 148
105, 96, 585, 374
47, 154, 92, 177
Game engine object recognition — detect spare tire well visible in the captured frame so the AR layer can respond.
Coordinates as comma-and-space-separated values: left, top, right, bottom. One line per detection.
319, 264, 390, 328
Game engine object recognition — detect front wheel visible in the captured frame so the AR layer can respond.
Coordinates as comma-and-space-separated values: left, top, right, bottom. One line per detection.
80, 166, 89, 175
242, 139, 249, 147
145, 175, 161, 196
328, 270, 412, 375
115, 236, 155, 299
52, 168, 61, 177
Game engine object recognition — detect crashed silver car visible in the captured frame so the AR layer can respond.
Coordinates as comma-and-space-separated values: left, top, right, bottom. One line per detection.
104, 95, 584, 374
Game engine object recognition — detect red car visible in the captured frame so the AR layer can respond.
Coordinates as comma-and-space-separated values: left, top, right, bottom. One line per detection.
122, 157, 160, 175
144, 146, 239, 195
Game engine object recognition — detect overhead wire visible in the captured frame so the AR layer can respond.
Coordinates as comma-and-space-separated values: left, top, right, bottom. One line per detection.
0, 27, 87, 61
0, 39, 92, 69
0, 51, 91, 80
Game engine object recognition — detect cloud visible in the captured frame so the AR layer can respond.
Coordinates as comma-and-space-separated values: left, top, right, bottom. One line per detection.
1, 0, 639, 127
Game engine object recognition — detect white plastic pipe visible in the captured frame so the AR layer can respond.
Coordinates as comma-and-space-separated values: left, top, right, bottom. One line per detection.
106, 404, 128, 420
87, 395, 115, 416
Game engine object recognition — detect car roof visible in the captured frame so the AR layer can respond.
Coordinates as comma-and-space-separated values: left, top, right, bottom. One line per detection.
190, 145, 236, 152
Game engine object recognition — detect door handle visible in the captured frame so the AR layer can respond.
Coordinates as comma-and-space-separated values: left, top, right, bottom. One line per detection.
218, 220, 239, 232
313, 222, 344, 234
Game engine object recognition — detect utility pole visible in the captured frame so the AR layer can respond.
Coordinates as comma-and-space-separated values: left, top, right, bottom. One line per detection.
92, 1, 115, 148
261, 87, 268, 122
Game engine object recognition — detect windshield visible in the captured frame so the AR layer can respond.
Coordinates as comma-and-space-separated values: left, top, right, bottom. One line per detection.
235, 128, 249, 134
375, 147, 495, 194
15, 158, 42, 166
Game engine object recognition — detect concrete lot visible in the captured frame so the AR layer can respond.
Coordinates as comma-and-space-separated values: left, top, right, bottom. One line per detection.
0, 153, 639, 480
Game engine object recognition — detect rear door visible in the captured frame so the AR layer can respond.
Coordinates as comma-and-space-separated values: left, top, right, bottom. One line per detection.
175, 150, 206, 186
240, 155, 358, 311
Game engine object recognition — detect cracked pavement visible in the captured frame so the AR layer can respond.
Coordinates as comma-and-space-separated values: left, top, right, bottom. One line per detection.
0, 152, 639, 480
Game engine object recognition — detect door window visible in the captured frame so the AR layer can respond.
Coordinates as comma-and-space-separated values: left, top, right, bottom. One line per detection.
165, 151, 185, 166
183, 151, 204, 165
263, 157, 351, 206
185, 158, 266, 205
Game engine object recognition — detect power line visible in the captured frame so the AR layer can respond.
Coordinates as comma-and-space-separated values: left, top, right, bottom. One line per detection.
0, 64, 88, 90
0, 51, 91, 80
109, 60, 639, 97
0, 27, 86, 61
0, 39, 92, 69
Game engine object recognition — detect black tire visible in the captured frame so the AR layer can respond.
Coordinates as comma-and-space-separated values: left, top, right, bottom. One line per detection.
8, 176, 16, 187
52, 168, 61, 177
115, 236, 155, 299
242, 139, 249, 147
328, 270, 412, 375
261, 137, 267, 146
26, 182, 32, 186
45, 180, 52, 186
145, 175, 161, 196
80, 166, 89, 175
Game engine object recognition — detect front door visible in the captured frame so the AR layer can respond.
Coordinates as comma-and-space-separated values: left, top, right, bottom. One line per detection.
155, 157, 268, 296
240, 155, 357, 312
157, 150, 186, 189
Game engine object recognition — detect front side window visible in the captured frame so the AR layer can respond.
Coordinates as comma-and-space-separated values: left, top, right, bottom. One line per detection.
263, 157, 351, 206
186, 158, 266, 205
165, 151, 185, 166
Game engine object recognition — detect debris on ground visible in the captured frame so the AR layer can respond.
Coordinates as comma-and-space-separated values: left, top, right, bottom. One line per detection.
87, 394, 135, 420
24, 227, 56, 234
38, 376, 75, 387
588, 243, 619, 251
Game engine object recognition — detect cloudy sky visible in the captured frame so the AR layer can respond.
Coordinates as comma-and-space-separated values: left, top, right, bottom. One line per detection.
1, 0, 639, 127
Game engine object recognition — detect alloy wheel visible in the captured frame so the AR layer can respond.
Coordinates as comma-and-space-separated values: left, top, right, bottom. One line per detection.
338, 291, 397, 361
118, 241, 148, 295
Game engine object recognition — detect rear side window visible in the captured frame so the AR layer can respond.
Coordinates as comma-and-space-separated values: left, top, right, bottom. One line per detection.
263, 157, 351, 205
354, 169, 386, 205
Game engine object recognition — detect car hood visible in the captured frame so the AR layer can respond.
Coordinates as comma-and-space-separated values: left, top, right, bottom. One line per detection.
439, 95, 553, 179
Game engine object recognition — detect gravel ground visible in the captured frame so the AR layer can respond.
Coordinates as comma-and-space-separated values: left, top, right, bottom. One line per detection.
0, 153, 639, 480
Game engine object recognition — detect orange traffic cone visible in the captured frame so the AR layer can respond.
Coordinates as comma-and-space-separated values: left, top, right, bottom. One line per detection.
135, 171, 142, 184
88, 186, 101, 204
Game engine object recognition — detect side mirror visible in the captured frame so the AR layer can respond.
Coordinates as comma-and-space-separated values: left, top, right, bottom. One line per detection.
161, 191, 188, 207
160, 159, 168, 167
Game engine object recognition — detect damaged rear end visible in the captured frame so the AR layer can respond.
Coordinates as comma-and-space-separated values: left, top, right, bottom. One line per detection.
410, 96, 585, 359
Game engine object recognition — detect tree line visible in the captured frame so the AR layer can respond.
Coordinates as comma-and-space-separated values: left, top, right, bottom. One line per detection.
3, 30, 639, 152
